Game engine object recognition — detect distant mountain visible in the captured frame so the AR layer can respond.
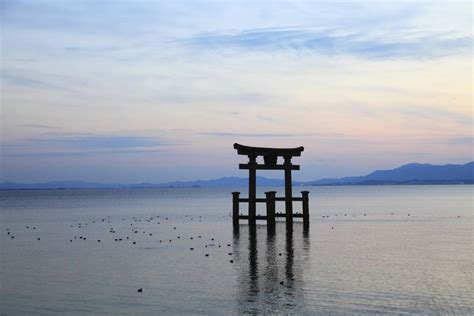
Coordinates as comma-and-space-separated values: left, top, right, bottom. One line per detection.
309, 162, 474, 185
0, 176, 287, 190
0, 181, 124, 190
1, 162, 472, 190
153, 176, 286, 188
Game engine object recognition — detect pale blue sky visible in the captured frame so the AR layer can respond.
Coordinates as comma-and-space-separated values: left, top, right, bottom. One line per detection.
1, 0, 472, 183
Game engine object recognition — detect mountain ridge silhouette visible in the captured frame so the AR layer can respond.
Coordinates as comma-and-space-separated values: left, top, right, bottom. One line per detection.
1, 161, 473, 189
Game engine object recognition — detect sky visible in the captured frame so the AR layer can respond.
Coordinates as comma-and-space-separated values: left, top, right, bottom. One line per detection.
0, 0, 472, 183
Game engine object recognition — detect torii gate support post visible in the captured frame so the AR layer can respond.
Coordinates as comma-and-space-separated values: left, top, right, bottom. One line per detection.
248, 154, 257, 225
232, 192, 240, 228
265, 191, 276, 226
302, 191, 309, 225
284, 156, 293, 225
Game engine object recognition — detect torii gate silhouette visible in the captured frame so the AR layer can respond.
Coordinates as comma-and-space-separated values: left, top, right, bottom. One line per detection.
232, 143, 309, 227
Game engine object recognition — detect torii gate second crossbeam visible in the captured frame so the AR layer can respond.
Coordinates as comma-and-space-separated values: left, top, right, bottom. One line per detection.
232, 143, 309, 226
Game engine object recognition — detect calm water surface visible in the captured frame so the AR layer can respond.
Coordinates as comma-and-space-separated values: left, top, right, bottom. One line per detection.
1, 185, 472, 315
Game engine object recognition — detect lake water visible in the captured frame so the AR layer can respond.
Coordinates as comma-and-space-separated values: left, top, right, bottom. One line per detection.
1, 185, 472, 315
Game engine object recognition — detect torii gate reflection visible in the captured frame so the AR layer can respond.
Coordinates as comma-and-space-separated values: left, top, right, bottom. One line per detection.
232, 143, 310, 227
232, 223, 310, 314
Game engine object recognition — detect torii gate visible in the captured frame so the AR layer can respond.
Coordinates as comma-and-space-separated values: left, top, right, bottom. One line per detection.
232, 143, 309, 227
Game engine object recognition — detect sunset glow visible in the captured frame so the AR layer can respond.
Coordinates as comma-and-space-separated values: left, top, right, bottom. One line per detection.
1, 0, 472, 182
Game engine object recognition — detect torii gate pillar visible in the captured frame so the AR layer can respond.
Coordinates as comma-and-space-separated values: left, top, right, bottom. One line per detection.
283, 156, 293, 224
248, 154, 257, 225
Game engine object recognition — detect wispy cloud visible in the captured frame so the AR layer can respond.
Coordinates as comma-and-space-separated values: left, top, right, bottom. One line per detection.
157, 91, 269, 105
25, 134, 167, 149
182, 27, 472, 59
2, 148, 165, 158
444, 136, 474, 145
1, 72, 57, 89
201, 132, 294, 138
3, 133, 176, 150
2, 133, 177, 158
64, 46, 122, 53
329, 103, 473, 127
20, 124, 60, 130
1, 71, 74, 92
397, 106, 473, 126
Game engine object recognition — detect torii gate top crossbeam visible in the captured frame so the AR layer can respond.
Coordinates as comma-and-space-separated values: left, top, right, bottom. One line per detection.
233, 143, 304, 157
